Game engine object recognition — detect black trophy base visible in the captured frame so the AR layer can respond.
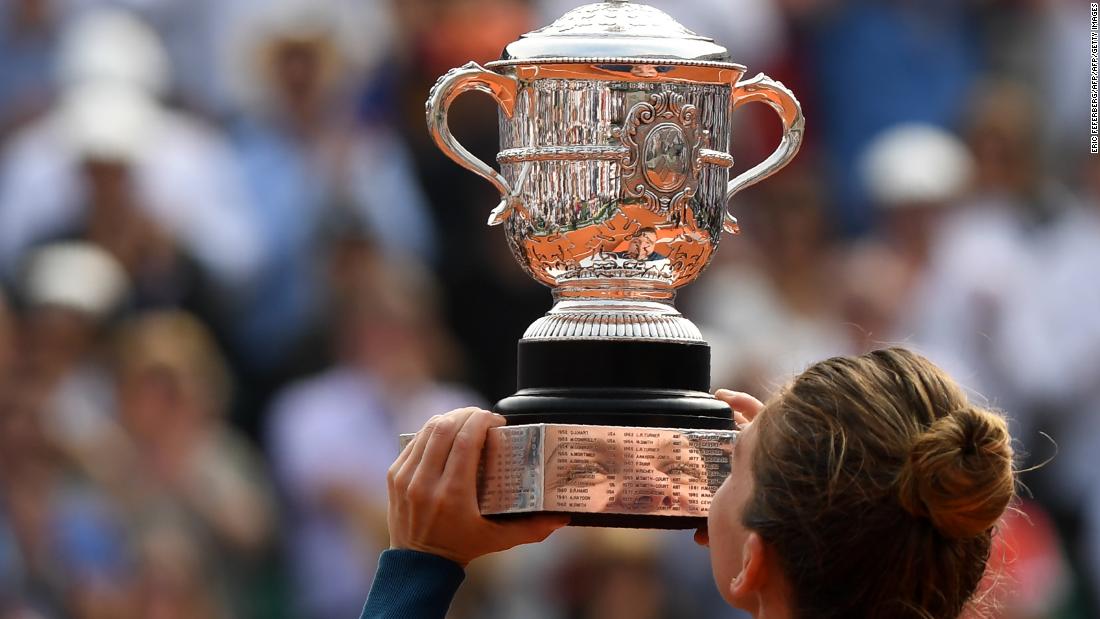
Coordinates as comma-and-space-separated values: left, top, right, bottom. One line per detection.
492, 338, 734, 529
491, 511, 711, 530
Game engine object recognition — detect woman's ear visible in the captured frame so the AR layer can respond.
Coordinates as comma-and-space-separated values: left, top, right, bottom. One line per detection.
729, 531, 767, 606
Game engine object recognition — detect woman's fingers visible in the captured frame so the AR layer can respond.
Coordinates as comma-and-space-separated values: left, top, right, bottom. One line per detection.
733, 411, 752, 429
441, 410, 505, 492
386, 407, 570, 566
409, 408, 480, 493
390, 423, 421, 473
714, 389, 765, 427
387, 430, 419, 496
391, 416, 437, 491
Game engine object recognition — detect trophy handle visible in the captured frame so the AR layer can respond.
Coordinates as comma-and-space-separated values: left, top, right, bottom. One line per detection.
723, 73, 805, 234
426, 61, 520, 226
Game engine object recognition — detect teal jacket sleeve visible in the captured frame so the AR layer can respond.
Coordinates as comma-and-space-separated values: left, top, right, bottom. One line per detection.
360, 549, 466, 619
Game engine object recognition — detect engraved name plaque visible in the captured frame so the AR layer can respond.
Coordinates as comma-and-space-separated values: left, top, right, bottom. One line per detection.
401, 424, 736, 521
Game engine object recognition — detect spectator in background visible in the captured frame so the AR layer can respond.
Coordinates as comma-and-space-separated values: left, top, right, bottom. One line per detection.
988, 127, 1100, 617
0, 309, 275, 619
1088, 485, 1100, 615
908, 81, 1079, 440
855, 89, 1090, 615
226, 0, 435, 379
388, 0, 545, 404
128, 521, 226, 619
555, 529, 674, 619
841, 122, 974, 363
807, 0, 979, 234
3, 244, 138, 619
0, 369, 132, 619
110, 311, 275, 617
63, 0, 268, 120
17, 243, 129, 476
0, 9, 265, 311
690, 163, 848, 395
1034, 0, 1096, 168
0, 290, 13, 381
848, 118, 1087, 618
973, 97, 1100, 476
267, 251, 479, 619
0, 0, 60, 136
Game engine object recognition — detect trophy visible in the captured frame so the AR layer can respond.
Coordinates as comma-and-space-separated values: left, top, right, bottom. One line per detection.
421, 0, 803, 528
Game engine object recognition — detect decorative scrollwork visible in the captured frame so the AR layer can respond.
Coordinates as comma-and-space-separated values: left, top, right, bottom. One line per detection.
485, 57, 745, 70
614, 90, 709, 220
425, 61, 479, 114
497, 145, 629, 164
522, 2, 698, 38
699, 149, 734, 168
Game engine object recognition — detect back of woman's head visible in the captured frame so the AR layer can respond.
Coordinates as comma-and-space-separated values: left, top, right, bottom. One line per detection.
743, 348, 1015, 619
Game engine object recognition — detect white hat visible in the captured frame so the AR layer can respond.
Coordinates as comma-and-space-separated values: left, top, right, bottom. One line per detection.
56, 84, 163, 163
860, 123, 974, 208
225, 0, 393, 113
57, 8, 170, 96
24, 243, 130, 319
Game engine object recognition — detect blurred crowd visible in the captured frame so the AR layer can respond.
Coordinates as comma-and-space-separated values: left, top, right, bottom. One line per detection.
0, 0, 1096, 618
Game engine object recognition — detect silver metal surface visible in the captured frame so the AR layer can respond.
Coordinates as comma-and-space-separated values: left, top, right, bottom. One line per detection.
501, 2, 732, 62
426, 61, 519, 226
416, 2, 793, 528
401, 424, 736, 518
523, 298, 703, 341
425, 3, 803, 342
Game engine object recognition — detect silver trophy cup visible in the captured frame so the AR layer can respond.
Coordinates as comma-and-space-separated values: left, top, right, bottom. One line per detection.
421, 0, 803, 527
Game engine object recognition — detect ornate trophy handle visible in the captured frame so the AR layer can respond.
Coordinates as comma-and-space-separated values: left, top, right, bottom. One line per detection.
426, 61, 520, 225
723, 73, 805, 233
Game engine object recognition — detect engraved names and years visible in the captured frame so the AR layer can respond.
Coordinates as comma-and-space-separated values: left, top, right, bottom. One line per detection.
481, 424, 735, 517
401, 424, 736, 518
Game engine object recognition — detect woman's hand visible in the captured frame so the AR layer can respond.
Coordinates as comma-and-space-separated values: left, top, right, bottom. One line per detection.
714, 389, 765, 429
386, 408, 569, 567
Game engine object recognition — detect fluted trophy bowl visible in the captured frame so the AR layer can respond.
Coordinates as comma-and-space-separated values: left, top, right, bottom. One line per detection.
421, 0, 803, 528
427, 1, 802, 342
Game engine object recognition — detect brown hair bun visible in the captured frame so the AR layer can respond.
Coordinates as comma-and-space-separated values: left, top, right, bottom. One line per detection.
898, 406, 1015, 539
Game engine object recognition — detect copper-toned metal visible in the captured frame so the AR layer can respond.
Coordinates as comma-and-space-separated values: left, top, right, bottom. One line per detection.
425, 3, 803, 341
426, 61, 521, 226
420, 2, 799, 524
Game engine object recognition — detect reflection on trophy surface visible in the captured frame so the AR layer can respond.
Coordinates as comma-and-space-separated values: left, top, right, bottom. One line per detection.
476, 425, 732, 517
422, 0, 803, 528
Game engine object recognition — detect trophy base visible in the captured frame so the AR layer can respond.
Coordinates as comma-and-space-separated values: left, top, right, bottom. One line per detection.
490, 338, 735, 529
498, 338, 730, 428
523, 298, 705, 344
475, 423, 735, 528
400, 423, 737, 529
492, 511, 717, 530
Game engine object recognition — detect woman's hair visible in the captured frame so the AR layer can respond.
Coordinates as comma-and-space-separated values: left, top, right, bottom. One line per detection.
742, 347, 1015, 619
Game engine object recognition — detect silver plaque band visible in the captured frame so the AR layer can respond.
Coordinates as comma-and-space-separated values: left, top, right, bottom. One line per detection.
401, 424, 736, 518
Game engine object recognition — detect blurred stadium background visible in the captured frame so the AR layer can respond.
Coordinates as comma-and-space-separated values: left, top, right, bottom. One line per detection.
0, 0, 1097, 617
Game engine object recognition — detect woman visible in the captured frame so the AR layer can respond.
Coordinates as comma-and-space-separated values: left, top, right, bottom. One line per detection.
362, 348, 1016, 618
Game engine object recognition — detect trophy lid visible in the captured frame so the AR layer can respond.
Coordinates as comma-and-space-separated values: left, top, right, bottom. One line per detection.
498, 1, 733, 64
